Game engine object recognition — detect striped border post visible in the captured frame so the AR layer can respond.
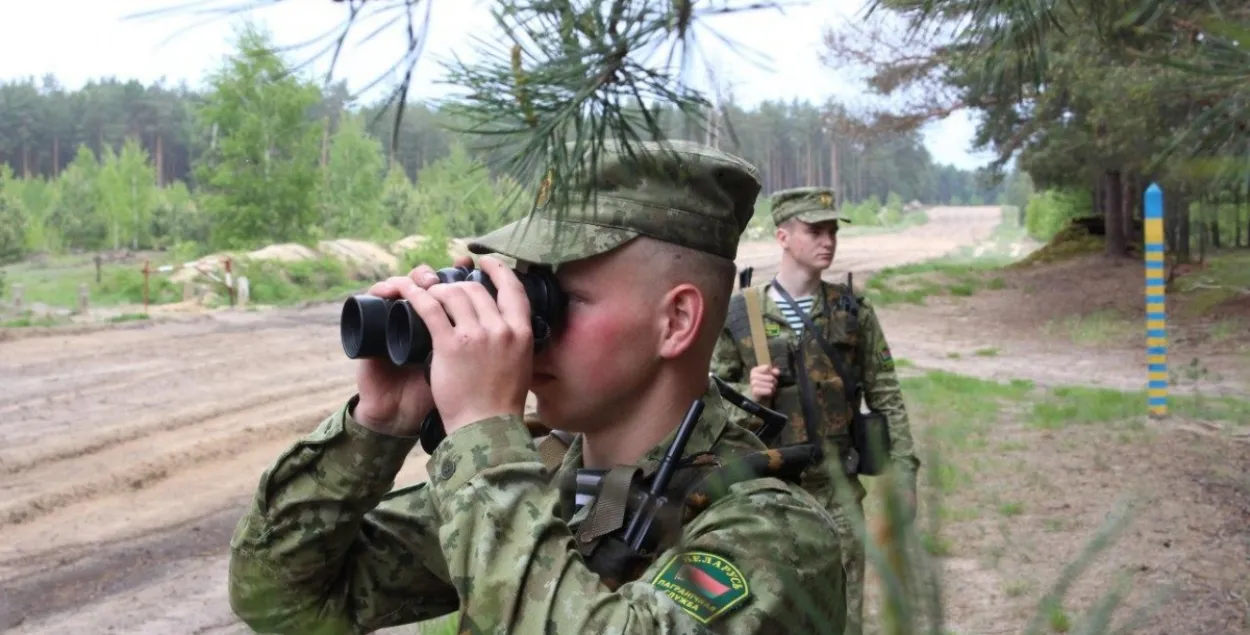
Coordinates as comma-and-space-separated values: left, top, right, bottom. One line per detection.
1144, 183, 1168, 418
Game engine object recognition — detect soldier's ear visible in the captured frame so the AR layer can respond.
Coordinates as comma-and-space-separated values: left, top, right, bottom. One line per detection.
655, 282, 703, 360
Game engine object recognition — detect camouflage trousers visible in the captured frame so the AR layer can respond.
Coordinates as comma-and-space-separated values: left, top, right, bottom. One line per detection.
802, 461, 867, 635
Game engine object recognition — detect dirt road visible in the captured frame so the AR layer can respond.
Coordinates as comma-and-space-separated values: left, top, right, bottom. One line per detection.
0, 205, 1226, 634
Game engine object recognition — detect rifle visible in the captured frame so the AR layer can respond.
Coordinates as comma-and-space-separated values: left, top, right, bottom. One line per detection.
579, 399, 704, 589
710, 375, 787, 446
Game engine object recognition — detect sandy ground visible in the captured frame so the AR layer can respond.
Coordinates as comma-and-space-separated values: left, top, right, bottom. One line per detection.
1, 206, 1245, 634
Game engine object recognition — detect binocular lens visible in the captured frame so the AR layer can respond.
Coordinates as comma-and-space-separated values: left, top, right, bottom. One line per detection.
339, 265, 567, 368
340, 295, 392, 360
384, 298, 432, 367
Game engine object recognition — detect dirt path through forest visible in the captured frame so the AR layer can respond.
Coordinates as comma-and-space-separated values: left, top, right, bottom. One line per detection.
1, 205, 1243, 634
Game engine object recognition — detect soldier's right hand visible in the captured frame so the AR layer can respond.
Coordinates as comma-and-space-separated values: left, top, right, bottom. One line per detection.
352, 256, 474, 436
748, 364, 780, 402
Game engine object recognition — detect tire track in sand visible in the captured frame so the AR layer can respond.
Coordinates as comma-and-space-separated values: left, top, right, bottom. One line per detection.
0, 376, 354, 527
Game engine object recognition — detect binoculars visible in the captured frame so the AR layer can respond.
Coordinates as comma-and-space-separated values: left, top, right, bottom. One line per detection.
340, 265, 568, 369
339, 264, 567, 454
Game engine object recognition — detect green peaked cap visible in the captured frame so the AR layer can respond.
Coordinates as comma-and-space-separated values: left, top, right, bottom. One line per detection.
468, 140, 762, 265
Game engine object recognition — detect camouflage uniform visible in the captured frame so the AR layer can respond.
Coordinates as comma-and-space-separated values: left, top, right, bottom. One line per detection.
708, 187, 921, 635
227, 141, 848, 635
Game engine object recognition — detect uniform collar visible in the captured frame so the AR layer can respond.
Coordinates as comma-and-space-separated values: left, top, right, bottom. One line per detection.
760, 279, 832, 323
556, 376, 731, 526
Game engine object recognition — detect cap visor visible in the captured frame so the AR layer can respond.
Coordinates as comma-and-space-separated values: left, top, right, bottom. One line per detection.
795, 210, 849, 224
467, 214, 639, 266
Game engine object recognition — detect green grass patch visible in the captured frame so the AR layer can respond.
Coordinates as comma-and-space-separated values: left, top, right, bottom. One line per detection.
863, 221, 1032, 305
1029, 384, 1250, 430
2, 252, 182, 308
865, 260, 1007, 306
1172, 250, 1250, 320
1040, 309, 1139, 347
231, 256, 373, 306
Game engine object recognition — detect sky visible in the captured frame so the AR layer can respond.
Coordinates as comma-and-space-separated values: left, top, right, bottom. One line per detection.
0, 0, 997, 171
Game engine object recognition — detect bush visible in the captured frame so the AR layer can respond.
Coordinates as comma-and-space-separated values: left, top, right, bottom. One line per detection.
1024, 189, 1089, 242
235, 257, 357, 305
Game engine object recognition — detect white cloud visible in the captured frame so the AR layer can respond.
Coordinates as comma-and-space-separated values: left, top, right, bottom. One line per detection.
0, 0, 995, 170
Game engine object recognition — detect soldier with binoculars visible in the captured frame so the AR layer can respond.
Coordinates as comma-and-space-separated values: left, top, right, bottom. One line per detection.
226, 140, 848, 635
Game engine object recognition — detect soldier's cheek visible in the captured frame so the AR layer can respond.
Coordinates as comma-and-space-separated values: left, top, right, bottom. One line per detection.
550, 304, 654, 391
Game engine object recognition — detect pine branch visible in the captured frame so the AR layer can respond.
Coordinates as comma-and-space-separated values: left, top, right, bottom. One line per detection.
131, 0, 807, 225
434, 0, 804, 218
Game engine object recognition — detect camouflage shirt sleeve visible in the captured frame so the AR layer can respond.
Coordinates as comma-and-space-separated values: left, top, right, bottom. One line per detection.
227, 395, 460, 635
857, 297, 921, 492
425, 414, 847, 633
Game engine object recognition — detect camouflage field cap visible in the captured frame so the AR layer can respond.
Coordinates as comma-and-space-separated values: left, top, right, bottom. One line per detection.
770, 186, 846, 226
468, 140, 762, 266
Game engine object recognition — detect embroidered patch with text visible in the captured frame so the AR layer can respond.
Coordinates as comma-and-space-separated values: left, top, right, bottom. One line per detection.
651, 552, 751, 624
764, 322, 782, 337
878, 346, 894, 371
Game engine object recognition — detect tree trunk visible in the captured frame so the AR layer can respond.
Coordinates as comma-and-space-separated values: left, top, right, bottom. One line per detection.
1121, 172, 1135, 245
1234, 186, 1243, 248
1177, 188, 1191, 263
1104, 170, 1126, 257
829, 134, 840, 206
52, 136, 60, 176
156, 135, 164, 187
1211, 203, 1222, 250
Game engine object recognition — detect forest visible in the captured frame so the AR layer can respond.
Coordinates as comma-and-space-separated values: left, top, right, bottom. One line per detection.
0, 24, 1003, 266
825, 0, 1250, 261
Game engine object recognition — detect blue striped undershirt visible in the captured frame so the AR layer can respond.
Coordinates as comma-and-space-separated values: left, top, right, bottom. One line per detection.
775, 294, 815, 335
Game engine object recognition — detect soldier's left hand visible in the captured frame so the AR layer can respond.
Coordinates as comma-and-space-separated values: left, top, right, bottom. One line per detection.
407, 256, 533, 435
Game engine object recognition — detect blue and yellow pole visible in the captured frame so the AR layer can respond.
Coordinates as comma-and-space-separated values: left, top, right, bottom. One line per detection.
1144, 183, 1168, 418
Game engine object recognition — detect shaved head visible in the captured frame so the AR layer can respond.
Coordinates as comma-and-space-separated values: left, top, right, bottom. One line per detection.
624, 237, 736, 356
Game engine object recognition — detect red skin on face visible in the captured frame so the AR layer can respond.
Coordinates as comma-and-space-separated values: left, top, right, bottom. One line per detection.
531, 251, 660, 433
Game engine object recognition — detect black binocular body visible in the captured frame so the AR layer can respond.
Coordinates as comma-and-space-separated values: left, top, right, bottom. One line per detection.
340, 265, 568, 369
339, 264, 567, 454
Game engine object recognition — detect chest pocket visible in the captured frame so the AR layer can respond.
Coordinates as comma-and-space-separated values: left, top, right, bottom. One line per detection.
800, 306, 862, 439
767, 325, 799, 388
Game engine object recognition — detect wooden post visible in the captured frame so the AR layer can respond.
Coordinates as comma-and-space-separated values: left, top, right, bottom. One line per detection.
1144, 183, 1168, 419
237, 276, 250, 307
77, 283, 89, 315
224, 257, 235, 307
142, 259, 151, 313
94, 254, 103, 284
12, 283, 22, 312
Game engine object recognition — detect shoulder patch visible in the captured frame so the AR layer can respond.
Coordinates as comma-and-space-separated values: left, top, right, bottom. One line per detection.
763, 321, 782, 337
651, 551, 751, 624
878, 346, 894, 371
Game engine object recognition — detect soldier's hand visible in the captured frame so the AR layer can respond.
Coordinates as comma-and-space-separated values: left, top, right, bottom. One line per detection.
352, 255, 475, 436
408, 255, 532, 435
748, 364, 779, 401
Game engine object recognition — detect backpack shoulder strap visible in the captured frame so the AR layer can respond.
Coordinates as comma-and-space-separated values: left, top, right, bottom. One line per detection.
725, 293, 750, 342
742, 286, 772, 367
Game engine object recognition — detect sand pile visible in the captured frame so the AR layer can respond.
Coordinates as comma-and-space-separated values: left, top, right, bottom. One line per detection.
317, 239, 398, 280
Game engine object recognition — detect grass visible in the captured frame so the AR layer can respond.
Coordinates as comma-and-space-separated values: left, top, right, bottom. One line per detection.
1040, 309, 1140, 347
860, 369, 1248, 632
863, 211, 1035, 306
1172, 250, 1250, 320
0, 249, 383, 320
1, 252, 183, 309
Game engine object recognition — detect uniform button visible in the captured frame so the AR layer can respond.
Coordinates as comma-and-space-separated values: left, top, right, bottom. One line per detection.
440, 458, 457, 481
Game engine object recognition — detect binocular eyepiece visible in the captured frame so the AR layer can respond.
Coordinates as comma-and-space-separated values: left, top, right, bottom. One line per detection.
340, 265, 568, 368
